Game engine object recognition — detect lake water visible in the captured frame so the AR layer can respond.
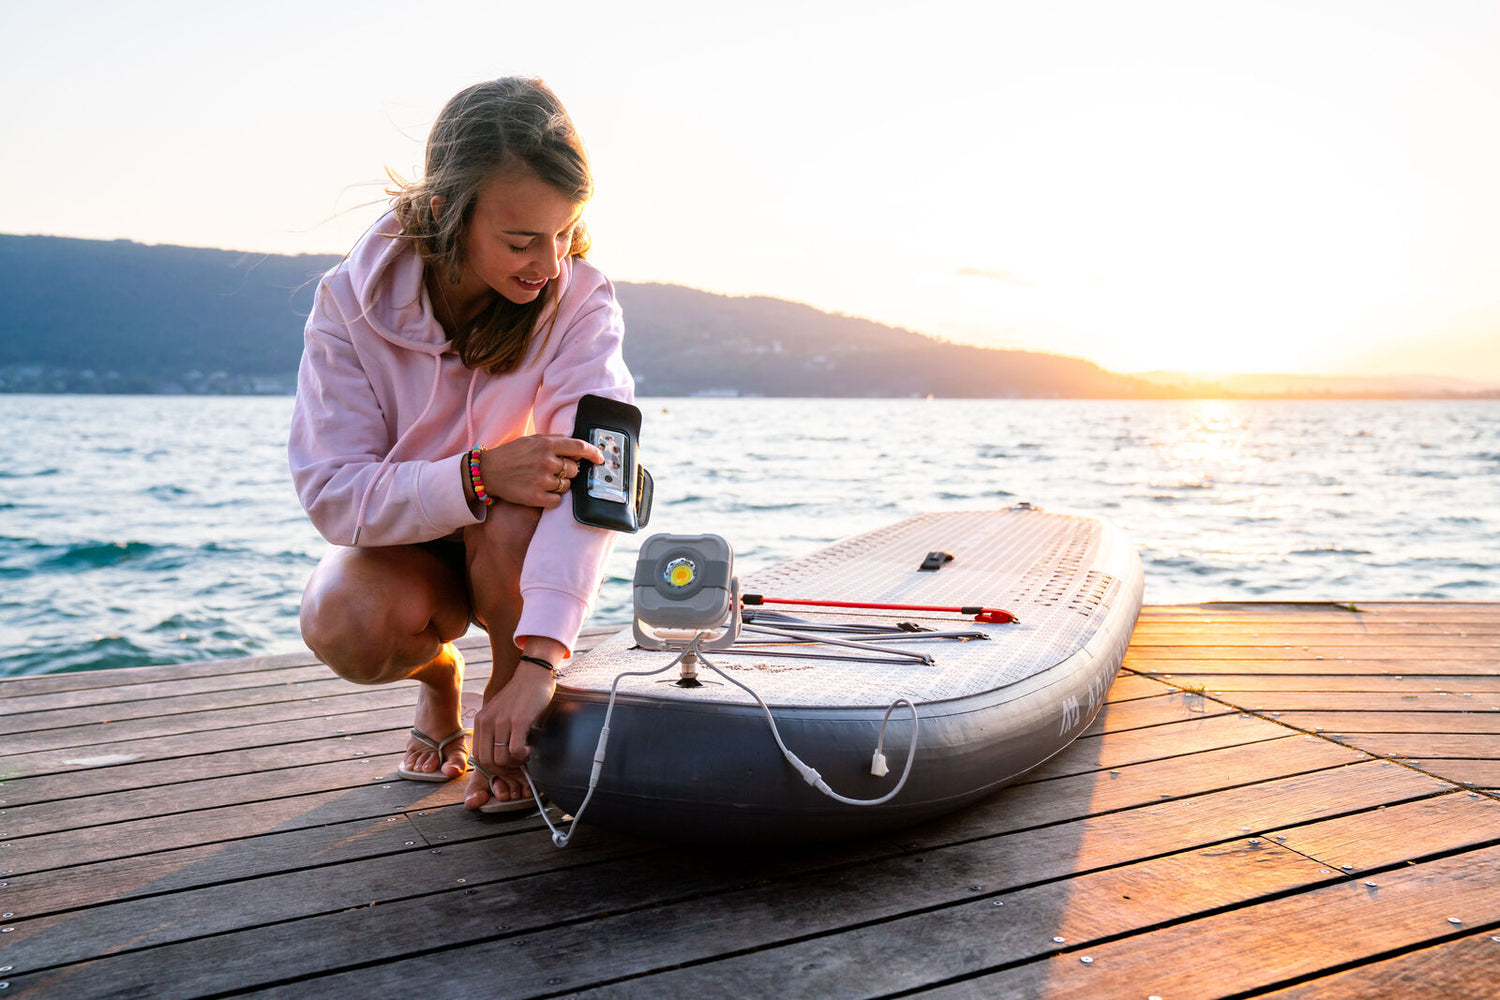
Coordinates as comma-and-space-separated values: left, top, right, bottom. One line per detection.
1, 395, 1496, 677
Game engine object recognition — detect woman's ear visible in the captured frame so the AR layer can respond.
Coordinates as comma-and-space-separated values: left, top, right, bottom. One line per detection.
430, 194, 446, 220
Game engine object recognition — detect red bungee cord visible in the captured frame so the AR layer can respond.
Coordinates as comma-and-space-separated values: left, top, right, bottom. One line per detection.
741, 594, 1019, 625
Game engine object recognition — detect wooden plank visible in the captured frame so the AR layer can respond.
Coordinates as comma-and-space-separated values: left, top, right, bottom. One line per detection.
0, 668, 488, 738
1093, 672, 1175, 703
917, 843, 1500, 1000
1404, 759, 1500, 789
0, 663, 340, 717
1132, 635, 1500, 649
1020, 712, 1295, 781
5, 748, 443, 837
1127, 658, 1500, 676
0, 751, 1445, 996
184, 761, 1451, 1000
1197, 676, 1500, 696
1255, 930, 1500, 999
0, 648, 320, 698
0, 679, 474, 757
1132, 622, 1500, 635
1078, 693, 1239, 736
1336, 734, 1500, 759
564, 842, 1340, 1000
1265, 789, 1500, 873
563, 792, 1500, 1000
1265, 711, 1500, 735
1127, 645, 1498, 660
0, 812, 651, 974
3, 773, 471, 875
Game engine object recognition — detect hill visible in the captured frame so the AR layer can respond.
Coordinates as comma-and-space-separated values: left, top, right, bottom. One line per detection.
0, 234, 1160, 397
8, 233, 1489, 398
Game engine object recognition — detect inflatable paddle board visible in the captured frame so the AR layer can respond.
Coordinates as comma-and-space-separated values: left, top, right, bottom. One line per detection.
529, 505, 1143, 843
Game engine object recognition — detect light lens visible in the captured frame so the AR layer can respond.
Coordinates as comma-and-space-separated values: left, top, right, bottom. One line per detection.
663, 557, 696, 589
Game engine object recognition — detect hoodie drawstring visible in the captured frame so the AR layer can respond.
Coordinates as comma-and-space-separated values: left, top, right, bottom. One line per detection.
351, 354, 446, 545
464, 367, 479, 447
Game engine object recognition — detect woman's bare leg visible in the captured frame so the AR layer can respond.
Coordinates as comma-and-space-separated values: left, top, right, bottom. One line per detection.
300, 544, 473, 778
461, 502, 542, 808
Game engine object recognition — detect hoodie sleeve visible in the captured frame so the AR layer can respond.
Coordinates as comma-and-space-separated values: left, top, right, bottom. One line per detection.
513, 268, 636, 653
288, 282, 479, 547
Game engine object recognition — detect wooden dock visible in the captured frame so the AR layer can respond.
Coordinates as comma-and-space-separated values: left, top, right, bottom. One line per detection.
1, 602, 1497, 998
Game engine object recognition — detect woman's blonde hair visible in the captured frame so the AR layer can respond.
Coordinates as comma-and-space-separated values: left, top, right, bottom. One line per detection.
391, 77, 592, 373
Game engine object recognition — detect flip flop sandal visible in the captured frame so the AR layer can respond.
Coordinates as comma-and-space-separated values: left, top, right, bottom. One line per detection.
396, 727, 470, 782
473, 761, 545, 814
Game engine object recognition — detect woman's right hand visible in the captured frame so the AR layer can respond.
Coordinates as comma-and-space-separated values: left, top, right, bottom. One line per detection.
470, 434, 605, 509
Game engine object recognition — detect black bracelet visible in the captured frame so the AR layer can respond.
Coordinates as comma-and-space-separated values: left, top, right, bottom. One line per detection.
518, 654, 560, 676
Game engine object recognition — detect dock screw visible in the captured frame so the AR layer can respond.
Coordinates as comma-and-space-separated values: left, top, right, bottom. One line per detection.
1052, 936, 1066, 944
1080, 957, 1093, 966
1275, 835, 1287, 841
1449, 917, 1463, 925
1364, 882, 1377, 888
992, 901, 1004, 907
1248, 839, 1260, 845
1340, 865, 1354, 871
456, 878, 467, 883
0, 928, 11, 934
969, 884, 982, 891
405, 841, 415, 846
1, 914, 9, 919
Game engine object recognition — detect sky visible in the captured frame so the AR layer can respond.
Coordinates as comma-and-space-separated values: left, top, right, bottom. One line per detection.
6, 0, 1500, 382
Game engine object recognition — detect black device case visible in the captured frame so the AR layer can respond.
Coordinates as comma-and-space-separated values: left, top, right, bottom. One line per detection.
569, 394, 653, 532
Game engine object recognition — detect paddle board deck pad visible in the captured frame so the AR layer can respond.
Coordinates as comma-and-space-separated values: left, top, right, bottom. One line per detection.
529, 506, 1144, 843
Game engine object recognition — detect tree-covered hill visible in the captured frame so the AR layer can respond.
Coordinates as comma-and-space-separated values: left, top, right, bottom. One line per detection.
0, 233, 1161, 397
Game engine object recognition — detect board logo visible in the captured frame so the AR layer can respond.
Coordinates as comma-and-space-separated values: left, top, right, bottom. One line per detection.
1059, 695, 1081, 734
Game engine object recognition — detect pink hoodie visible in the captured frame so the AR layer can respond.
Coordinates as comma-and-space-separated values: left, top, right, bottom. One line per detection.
288, 211, 634, 653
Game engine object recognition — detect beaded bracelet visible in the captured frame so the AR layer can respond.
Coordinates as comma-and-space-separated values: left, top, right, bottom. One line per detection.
518, 654, 560, 677
468, 445, 494, 506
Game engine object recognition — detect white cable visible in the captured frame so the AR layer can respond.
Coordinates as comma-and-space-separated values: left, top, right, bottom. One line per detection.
527, 640, 701, 848
696, 648, 920, 807
533, 637, 922, 848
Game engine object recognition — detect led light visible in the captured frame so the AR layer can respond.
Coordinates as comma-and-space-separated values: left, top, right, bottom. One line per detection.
665, 557, 696, 589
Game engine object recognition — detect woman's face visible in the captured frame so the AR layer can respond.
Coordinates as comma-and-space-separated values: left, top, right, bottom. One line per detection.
461, 170, 583, 305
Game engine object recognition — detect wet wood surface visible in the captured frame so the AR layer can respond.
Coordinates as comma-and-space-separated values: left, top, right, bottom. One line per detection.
1, 601, 1497, 998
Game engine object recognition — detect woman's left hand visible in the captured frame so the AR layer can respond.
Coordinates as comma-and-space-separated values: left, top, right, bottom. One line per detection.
467, 644, 563, 806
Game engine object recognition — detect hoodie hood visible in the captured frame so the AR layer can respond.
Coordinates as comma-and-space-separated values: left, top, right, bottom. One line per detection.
346, 211, 451, 356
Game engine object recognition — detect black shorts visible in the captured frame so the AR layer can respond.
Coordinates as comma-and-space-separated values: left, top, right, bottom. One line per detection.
416, 536, 482, 629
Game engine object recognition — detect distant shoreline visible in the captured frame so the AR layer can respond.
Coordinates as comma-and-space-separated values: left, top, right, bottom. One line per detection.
1, 380, 1496, 402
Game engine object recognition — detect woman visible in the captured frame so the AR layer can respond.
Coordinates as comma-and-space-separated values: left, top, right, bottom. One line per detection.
290, 77, 632, 813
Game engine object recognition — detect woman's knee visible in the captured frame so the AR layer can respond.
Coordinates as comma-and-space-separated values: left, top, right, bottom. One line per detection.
299, 546, 465, 683
300, 578, 394, 683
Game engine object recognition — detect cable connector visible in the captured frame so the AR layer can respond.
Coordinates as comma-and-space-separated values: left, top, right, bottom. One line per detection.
870, 750, 889, 777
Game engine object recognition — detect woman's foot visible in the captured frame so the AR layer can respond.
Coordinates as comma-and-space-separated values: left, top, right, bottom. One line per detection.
464, 760, 536, 811
399, 643, 469, 780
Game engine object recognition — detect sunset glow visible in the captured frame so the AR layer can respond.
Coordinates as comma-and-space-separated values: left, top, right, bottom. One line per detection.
5, 0, 1498, 382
